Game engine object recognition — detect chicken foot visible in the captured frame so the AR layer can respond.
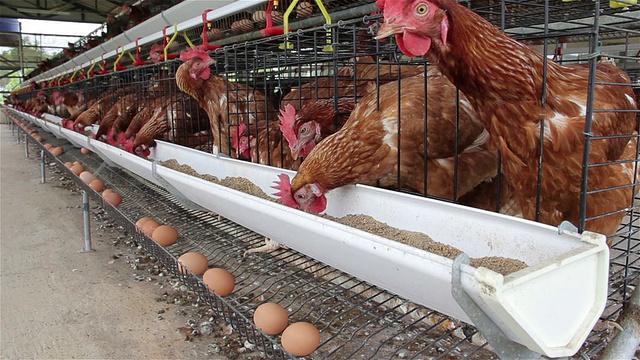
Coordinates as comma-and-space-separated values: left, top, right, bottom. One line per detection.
243, 237, 287, 256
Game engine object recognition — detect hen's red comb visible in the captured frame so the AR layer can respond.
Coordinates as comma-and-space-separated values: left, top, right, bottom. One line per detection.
179, 47, 211, 63
238, 123, 247, 137
272, 173, 299, 209
376, 0, 386, 10
278, 104, 298, 148
116, 132, 127, 146
150, 44, 163, 53
230, 123, 248, 150
37, 90, 45, 98
106, 128, 119, 145
123, 136, 135, 153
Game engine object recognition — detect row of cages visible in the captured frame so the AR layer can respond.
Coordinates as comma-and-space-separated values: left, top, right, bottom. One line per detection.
12, 13, 640, 224
22, 0, 640, 84
8, 5, 640, 356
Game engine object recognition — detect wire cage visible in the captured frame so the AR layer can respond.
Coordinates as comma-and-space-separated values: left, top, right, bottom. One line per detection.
6, 0, 640, 358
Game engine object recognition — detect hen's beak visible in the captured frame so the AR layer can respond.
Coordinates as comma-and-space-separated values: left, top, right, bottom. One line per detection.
375, 22, 405, 40
290, 148, 300, 161
290, 141, 302, 160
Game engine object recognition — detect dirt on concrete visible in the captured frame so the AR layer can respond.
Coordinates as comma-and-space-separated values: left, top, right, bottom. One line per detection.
0, 123, 262, 359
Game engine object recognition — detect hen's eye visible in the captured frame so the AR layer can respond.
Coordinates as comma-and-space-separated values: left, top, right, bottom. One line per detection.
415, 3, 429, 15
300, 126, 309, 135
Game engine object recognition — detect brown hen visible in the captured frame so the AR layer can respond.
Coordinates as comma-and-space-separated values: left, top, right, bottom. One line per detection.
376, 0, 638, 236
274, 70, 497, 213
175, 48, 272, 156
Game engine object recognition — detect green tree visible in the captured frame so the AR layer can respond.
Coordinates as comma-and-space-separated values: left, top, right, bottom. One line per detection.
0, 36, 47, 102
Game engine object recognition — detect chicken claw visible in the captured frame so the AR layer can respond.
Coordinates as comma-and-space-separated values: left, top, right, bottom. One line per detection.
243, 237, 286, 256
208, 211, 224, 221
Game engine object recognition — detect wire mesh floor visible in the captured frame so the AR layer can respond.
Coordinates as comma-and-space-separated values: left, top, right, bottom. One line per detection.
5, 110, 640, 359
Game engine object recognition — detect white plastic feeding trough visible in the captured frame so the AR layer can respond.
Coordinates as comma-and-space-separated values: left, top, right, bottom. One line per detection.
146, 140, 608, 358
58, 126, 91, 149
87, 138, 160, 186
17, 108, 608, 358
40, 114, 65, 139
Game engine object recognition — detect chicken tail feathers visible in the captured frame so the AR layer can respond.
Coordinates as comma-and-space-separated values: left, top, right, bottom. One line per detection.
272, 173, 299, 209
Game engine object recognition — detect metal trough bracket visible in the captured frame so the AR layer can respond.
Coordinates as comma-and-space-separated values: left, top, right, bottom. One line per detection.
451, 254, 542, 360
558, 220, 579, 235
151, 161, 210, 213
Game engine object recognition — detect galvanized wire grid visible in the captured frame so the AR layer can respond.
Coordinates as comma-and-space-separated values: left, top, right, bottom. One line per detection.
5, 113, 497, 359
5, 108, 640, 359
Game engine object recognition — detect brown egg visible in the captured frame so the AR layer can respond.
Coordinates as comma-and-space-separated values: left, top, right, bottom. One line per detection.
102, 190, 122, 206
177, 252, 208, 275
50, 146, 64, 156
89, 179, 105, 192
202, 268, 235, 296
73, 161, 81, 165
296, 1, 314, 18
70, 163, 84, 175
152, 225, 179, 246
135, 217, 155, 229
231, 19, 254, 34
102, 188, 114, 196
207, 28, 225, 40
281, 322, 321, 356
64, 162, 73, 168
252, 10, 266, 23
141, 219, 161, 236
253, 302, 289, 335
34, 135, 44, 142
271, 10, 283, 24
80, 147, 91, 154
79, 171, 98, 184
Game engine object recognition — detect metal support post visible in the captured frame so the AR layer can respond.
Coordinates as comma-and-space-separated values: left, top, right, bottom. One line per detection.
40, 150, 46, 183
80, 190, 93, 252
601, 279, 640, 359
24, 134, 29, 158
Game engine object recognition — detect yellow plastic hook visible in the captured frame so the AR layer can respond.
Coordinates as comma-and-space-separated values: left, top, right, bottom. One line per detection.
280, 0, 333, 51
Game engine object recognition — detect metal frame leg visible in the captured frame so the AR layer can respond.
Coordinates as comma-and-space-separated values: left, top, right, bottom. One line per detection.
80, 190, 93, 252
24, 134, 29, 158
40, 150, 46, 183
601, 279, 640, 360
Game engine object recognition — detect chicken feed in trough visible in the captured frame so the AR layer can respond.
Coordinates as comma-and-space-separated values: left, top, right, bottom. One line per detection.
160, 159, 528, 275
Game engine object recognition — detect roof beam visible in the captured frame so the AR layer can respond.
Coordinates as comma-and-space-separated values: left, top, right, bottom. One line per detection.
0, 3, 44, 19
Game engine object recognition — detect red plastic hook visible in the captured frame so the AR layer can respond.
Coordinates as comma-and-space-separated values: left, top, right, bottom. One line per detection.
98, 52, 110, 75
260, 0, 285, 37
199, 9, 221, 51
133, 37, 149, 66
114, 46, 127, 71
